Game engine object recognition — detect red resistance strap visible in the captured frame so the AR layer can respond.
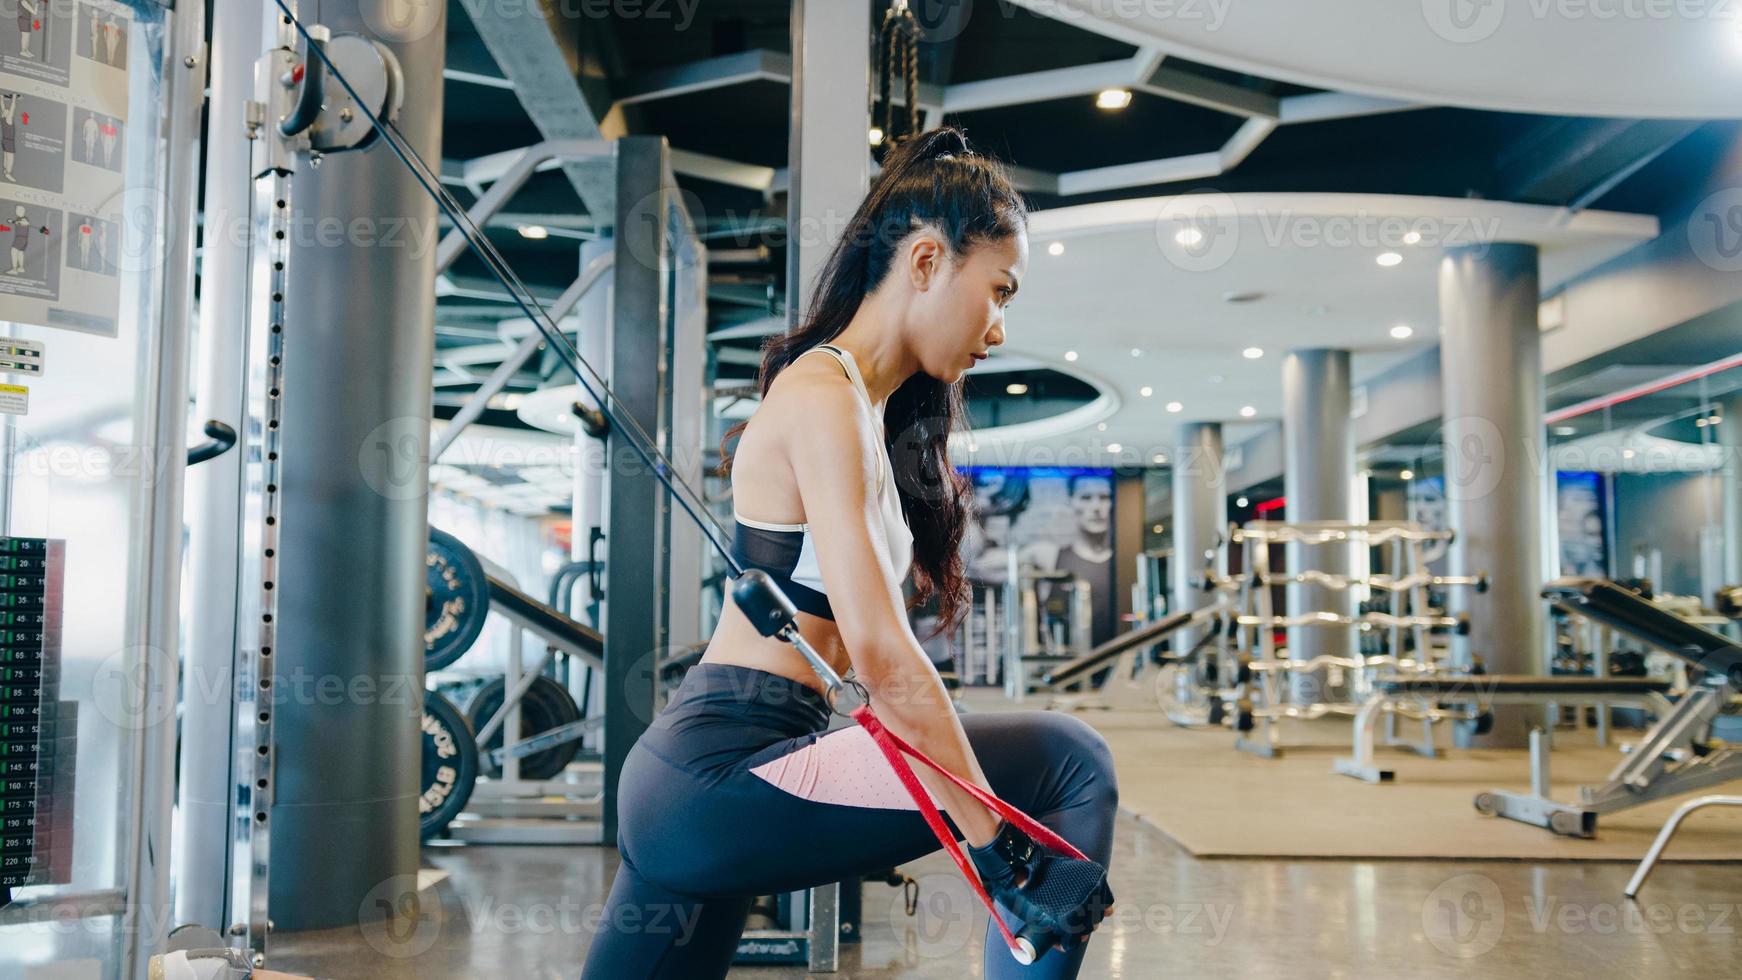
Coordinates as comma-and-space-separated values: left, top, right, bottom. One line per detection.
849, 704, 1091, 961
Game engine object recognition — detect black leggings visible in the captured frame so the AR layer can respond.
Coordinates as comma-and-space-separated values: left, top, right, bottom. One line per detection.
579, 663, 1119, 979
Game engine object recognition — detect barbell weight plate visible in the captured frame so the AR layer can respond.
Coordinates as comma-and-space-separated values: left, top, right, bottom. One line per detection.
426, 528, 489, 672
465, 674, 582, 780
420, 689, 478, 841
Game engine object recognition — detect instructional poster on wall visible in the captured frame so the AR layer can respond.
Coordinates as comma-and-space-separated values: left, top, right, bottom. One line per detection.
0, 0, 130, 337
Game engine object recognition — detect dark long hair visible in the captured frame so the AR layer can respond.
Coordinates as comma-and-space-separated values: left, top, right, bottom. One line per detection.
731, 128, 1027, 631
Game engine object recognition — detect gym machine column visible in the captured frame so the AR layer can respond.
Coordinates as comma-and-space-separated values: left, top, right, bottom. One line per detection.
174, 0, 441, 959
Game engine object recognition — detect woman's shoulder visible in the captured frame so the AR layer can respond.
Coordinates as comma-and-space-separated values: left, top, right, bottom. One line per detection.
760, 354, 871, 430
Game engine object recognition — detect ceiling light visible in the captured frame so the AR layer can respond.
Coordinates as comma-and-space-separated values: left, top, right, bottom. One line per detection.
1139, 386, 1154, 398
1064, 350, 1078, 362
1152, 523, 1165, 533
1166, 401, 1183, 413
1242, 346, 1264, 360
1095, 88, 1133, 110
1553, 425, 1577, 436
1236, 496, 1249, 508
1400, 468, 1415, 480
1175, 227, 1204, 247
1005, 382, 1029, 395
1130, 347, 1144, 358
1403, 230, 1422, 245
517, 224, 549, 240
501, 393, 523, 411
1710, 415, 1723, 426
1097, 422, 1108, 432
868, 126, 884, 146
1389, 324, 1414, 340
1239, 405, 1256, 417
1623, 449, 1637, 459
1697, 417, 1710, 428
1106, 443, 1123, 453
1152, 454, 1167, 464
1047, 241, 1065, 256
1376, 252, 1403, 267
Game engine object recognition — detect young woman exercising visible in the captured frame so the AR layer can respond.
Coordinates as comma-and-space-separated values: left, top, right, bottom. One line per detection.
581, 128, 1119, 979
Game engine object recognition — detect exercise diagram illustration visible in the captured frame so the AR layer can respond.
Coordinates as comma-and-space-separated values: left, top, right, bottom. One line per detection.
0, 92, 66, 194
80, 3, 123, 68
2, 92, 23, 182
16, 0, 38, 60
0, 204, 50, 278
67, 213, 110, 275
0, 0, 69, 80
73, 107, 119, 171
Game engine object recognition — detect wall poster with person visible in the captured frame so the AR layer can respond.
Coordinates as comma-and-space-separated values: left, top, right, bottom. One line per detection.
1555, 470, 1608, 578
961, 467, 1118, 648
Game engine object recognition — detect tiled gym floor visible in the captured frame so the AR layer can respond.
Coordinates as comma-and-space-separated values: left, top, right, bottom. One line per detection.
271, 811, 1742, 979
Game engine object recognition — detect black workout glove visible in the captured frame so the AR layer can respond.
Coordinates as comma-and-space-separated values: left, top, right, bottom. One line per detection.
967, 821, 1115, 959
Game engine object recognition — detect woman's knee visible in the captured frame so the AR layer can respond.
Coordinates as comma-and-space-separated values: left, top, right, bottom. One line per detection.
1026, 712, 1119, 812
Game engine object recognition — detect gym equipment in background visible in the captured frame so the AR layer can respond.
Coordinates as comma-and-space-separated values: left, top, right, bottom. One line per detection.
420, 530, 609, 845
1626, 794, 1742, 896
957, 549, 1096, 698
426, 527, 490, 671
1473, 578, 1742, 837
1031, 603, 1232, 714
1210, 521, 1485, 759
465, 675, 581, 780
419, 690, 478, 840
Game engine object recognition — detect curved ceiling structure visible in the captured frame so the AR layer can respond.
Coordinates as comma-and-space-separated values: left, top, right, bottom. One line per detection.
1011, 0, 1742, 118
985, 191, 1659, 465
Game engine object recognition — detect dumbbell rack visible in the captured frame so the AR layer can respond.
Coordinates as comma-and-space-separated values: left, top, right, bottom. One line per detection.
1216, 521, 1484, 758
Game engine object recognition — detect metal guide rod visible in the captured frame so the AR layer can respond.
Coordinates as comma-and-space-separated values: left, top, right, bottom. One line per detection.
222, 6, 310, 955
228, 165, 292, 965
264, 2, 861, 702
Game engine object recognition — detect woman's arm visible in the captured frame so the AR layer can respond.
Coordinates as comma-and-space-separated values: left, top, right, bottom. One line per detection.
769, 369, 1002, 847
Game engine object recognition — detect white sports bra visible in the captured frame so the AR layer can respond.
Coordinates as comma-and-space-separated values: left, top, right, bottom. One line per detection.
730, 345, 915, 620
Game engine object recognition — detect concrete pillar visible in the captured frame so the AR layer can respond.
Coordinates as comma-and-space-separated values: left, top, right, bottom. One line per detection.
786, 0, 871, 323
1172, 423, 1227, 650
269, 0, 444, 929
1282, 349, 1355, 698
1439, 242, 1545, 749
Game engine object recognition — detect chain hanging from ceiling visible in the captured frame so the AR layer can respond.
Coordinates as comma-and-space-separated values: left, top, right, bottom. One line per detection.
873, 1, 922, 154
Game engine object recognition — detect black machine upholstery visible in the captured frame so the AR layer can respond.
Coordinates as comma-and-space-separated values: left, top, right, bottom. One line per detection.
487, 573, 605, 656
1544, 577, 1742, 685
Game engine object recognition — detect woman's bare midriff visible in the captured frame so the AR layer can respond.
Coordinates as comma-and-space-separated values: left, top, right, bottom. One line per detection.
698, 598, 852, 700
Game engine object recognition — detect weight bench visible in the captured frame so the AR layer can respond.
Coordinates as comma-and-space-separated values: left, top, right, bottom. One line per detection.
1471, 579, 1742, 837
1032, 604, 1224, 711
1334, 674, 1673, 784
